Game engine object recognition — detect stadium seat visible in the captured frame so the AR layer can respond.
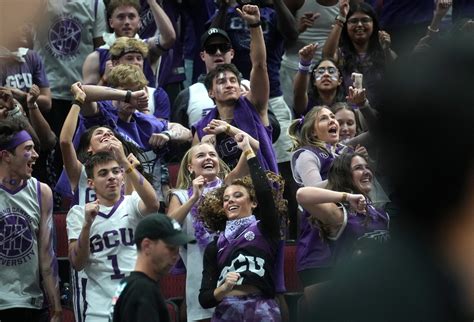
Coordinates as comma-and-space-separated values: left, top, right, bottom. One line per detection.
284, 241, 303, 293
160, 273, 186, 299
166, 299, 180, 322
54, 213, 69, 259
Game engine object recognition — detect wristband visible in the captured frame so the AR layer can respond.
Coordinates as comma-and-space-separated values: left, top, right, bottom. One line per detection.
72, 99, 83, 108
341, 192, 347, 203
427, 25, 439, 33
334, 20, 344, 28
74, 95, 85, 104
335, 15, 346, 24
244, 149, 256, 159
225, 124, 231, 134
248, 21, 262, 28
125, 164, 135, 174
298, 62, 311, 74
124, 90, 132, 103
162, 130, 172, 140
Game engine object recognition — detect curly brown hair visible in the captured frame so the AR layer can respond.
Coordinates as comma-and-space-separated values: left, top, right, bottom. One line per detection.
198, 171, 288, 234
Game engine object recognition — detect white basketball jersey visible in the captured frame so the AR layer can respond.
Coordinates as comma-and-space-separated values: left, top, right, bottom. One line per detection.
66, 192, 143, 322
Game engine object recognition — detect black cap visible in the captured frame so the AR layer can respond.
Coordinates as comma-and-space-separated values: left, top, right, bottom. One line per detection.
134, 213, 196, 246
200, 28, 231, 49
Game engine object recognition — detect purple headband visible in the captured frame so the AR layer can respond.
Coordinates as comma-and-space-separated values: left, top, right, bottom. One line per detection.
0, 130, 32, 151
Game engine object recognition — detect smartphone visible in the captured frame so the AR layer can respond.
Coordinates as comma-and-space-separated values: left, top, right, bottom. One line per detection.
352, 72, 363, 89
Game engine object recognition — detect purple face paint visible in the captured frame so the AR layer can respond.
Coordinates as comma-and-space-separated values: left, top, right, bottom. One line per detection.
24, 152, 31, 159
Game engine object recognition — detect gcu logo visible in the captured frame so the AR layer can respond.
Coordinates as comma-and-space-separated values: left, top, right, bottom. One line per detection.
0, 212, 34, 264
218, 254, 265, 285
90, 228, 134, 253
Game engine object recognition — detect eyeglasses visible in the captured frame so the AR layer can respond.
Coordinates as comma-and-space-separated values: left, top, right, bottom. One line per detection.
204, 43, 232, 55
347, 17, 373, 25
313, 66, 339, 77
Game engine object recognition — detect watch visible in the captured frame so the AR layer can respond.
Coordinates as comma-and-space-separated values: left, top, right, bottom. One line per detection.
335, 15, 347, 24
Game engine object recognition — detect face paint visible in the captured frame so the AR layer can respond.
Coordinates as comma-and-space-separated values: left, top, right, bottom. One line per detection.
316, 74, 339, 81
24, 152, 31, 159
216, 72, 226, 94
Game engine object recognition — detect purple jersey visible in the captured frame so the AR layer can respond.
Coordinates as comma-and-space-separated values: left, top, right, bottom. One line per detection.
0, 49, 49, 91
216, 220, 279, 298
293, 145, 346, 271
329, 202, 389, 263
97, 48, 156, 87
212, 7, 284, 98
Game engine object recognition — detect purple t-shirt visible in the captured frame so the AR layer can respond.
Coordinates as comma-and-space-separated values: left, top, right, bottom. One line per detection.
329, 202, 389, 263
151, 87, 170, 120
192, 97, 278, 173
97, 47, 156, 88
0, 49, 49, 91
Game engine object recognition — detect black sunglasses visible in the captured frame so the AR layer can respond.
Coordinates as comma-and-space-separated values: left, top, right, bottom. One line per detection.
204, 43, 232, 55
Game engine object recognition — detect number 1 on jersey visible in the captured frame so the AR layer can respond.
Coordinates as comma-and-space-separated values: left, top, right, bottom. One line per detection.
107, 255, 125, 280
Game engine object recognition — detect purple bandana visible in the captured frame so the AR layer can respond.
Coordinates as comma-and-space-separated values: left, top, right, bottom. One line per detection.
0, 130, 32, 151
224, 215, 257, 241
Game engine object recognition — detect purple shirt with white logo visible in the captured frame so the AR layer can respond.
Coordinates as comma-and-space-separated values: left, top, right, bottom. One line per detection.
0, 49, 49, 92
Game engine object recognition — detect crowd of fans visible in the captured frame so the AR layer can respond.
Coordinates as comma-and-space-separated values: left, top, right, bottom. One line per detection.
1, 0, 473, 321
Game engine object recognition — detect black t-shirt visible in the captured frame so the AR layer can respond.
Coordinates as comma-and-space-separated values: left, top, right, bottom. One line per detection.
112, 271, 169, 322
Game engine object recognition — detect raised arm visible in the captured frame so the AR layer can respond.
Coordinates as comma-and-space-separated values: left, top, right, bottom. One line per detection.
80, 84, 148, 117
413, 0, 452, 53
82, 51, 101, 85
59, 82, 85, 192
38, 184, 61, 322
346, 85, 379, 131
274, 0, 298, 42
322, 0, 349, 61
293, 43, 317, 116
209, 0, 229, 29
146, 0, 176, 64
239, 5, 270, 124
25, 85, 56, 151
109, 140, 159, 215
236, 134, 280, 238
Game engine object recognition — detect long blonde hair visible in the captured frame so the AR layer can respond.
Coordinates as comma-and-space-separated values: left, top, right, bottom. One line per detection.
175, 143, 230, 189
288, 105, 331, 152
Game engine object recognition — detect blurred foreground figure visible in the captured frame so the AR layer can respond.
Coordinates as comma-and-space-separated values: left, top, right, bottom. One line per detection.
306, 34, 474, 322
